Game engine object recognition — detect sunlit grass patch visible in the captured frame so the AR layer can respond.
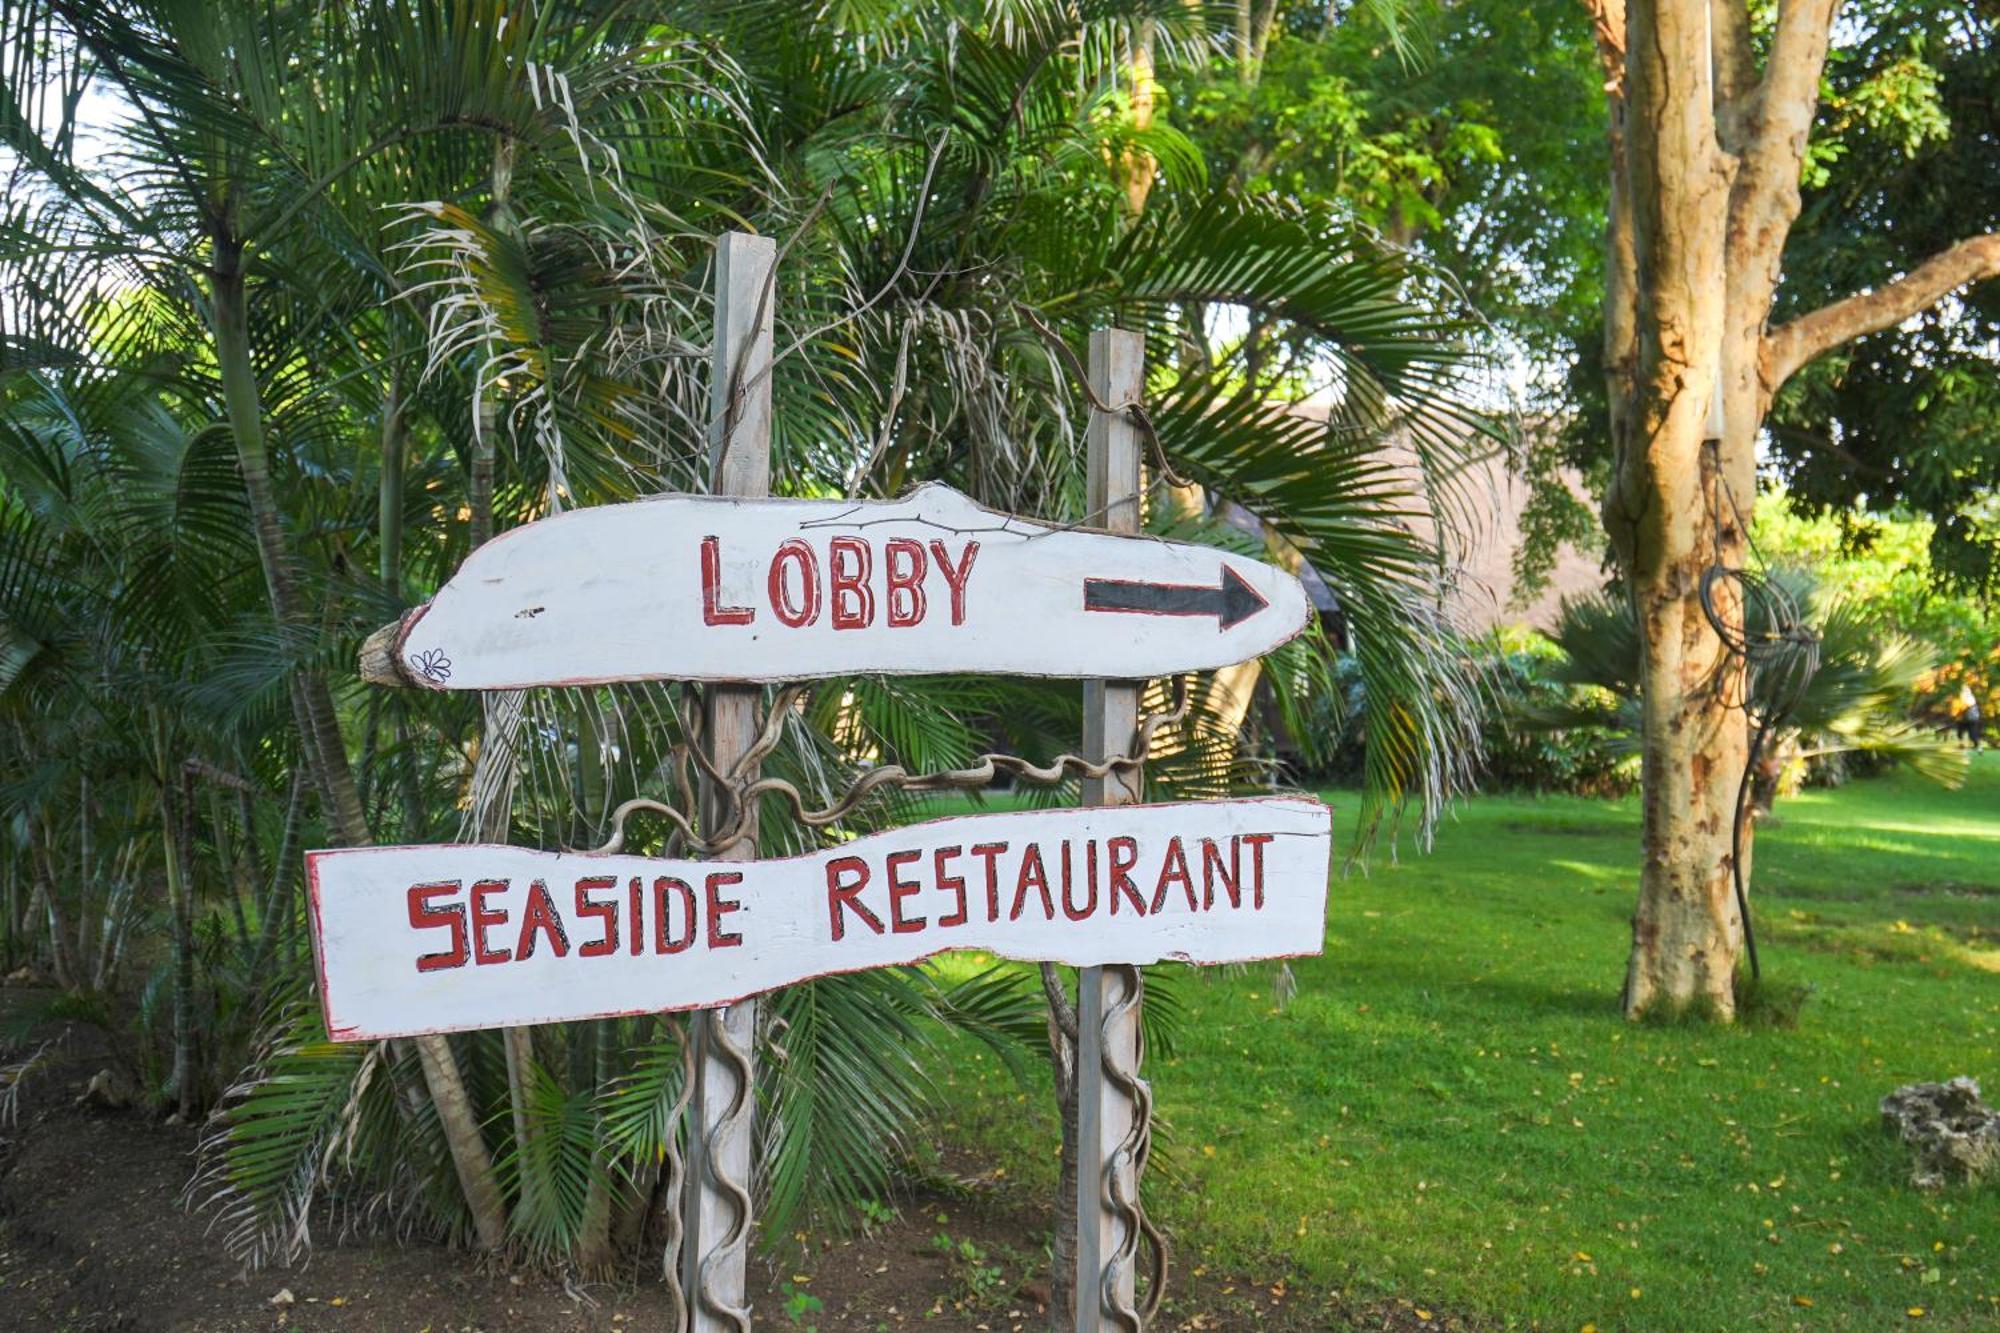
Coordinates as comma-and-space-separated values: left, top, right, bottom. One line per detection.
934, 756, 2000, 1329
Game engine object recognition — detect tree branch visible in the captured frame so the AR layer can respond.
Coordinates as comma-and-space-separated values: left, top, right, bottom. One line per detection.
1711, 1, 1757, 150
1746, 0, 1837, 184
1579, 0, 1627, 100
1726, 0, 1836, 326
1764, 0, 1839, 114
1763, 232, 2000, 390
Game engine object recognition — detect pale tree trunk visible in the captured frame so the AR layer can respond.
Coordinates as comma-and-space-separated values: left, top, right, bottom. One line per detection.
1120, 20, 1158, 217
465, 136, 548, 1257
1590, 0, 2000, 1018
1604, 0, 1743, 1018
471, 136, 516, 551
148, 709, 200, 1118
209, 210, 508, 1247
1234, 0, 1280, 81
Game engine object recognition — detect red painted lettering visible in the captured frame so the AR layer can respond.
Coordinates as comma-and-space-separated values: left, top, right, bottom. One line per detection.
629, 877, 645, 954
408, 881, 468, 972
1011, 843, 1055, 921
654, 876, 696, 954
1242, 833, 1275, 908
826, 856, 883, 941
575, 875, 618, 957
1150, 838, 1195, 913
471, 879, 512, 965
1202, 838, 1242, 910
887, 850, 925, 933
1061, 839, 1096, 921
970, 842, 1008, 922
701, 535, 754, 625
884, 539, 928, 627
516, 879, 572, 960
929, 540, 979, 625
829, 536, 875, 629
934, 845, 968, 928
705, 872, 745, 949
1107, 836, 1144, 915
769, 538, 821, 627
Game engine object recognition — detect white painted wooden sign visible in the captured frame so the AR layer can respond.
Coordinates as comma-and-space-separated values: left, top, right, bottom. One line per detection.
368, 483, 1311, 690
307, 796, 1331, 1041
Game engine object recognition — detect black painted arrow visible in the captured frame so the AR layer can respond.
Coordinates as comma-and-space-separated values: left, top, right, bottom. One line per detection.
1083, 565, 1270, 631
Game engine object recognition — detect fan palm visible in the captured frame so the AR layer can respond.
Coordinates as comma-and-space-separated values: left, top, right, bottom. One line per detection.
1527, 571, 1965, 788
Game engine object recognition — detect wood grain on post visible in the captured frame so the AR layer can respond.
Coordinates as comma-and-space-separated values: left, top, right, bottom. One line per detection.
683, 230, 776, 1332
358, 616, 414, 687
1075, 327, 1146, 1332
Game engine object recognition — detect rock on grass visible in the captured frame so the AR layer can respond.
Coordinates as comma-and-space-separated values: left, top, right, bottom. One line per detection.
1880, 1077, 2000, 1189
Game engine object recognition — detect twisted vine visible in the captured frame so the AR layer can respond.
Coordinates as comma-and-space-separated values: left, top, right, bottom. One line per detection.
694, 1006, 757, 1332
587, 677, 1190, 856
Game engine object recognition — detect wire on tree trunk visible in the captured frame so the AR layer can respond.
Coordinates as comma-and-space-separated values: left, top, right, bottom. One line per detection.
1697, 442, 1822, 983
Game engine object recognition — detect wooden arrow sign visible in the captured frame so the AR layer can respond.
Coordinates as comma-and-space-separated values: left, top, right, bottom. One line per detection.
306, 797, 1331, 1041
360, 483, 1311, 689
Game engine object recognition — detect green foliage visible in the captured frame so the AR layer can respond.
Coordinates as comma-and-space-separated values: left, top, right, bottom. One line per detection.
938, 766, 2000, 1327
1753, 492, 2000, 718
1527, 566, 1965, 791
1471, 631, 1633, 797
928, 1229, 1008, 1307
1762, 7, 2000, 591
3, 0, 1496, 1275
780, 1279, 825, 1327
1171, 0, 1607, 366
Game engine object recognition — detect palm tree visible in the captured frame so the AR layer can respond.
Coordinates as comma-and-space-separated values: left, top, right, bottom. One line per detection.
3, 0, 1491, 1287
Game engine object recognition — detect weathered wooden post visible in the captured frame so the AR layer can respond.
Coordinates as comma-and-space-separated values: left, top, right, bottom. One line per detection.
684, 229, 775, 1331
1076, 328, 1147, 1331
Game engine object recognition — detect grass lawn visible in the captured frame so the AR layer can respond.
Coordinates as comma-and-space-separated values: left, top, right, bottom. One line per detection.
928, 757, 2000, 1330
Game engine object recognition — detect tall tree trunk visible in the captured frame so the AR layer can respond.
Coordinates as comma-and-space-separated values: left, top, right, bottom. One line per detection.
471, 136, 516, 551
1584, 0, 1999, 1019
1120, 20, 1158, 217
210, 230, 366, 844
31, 814, 76, 989
379, 371, 407, 592
208, 214, 508, 1247
210, 784, 253, 958
576, 1018, 617, 1274
2, 843, 16, 973
1602, 0, 1743, 1018
153, 715, 199, 1118
250, 776, 305, 977
75, 775, 93, 978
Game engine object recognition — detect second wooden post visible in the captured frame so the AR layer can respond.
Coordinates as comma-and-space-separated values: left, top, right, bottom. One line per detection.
1075, 327, 1148, 1331
683, 230, 775, 1331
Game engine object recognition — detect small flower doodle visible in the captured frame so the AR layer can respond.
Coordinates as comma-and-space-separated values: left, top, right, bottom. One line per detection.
409, 647, 453, 684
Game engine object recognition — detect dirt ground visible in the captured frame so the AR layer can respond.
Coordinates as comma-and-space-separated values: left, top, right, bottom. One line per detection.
0, 1003, 1454, 1332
